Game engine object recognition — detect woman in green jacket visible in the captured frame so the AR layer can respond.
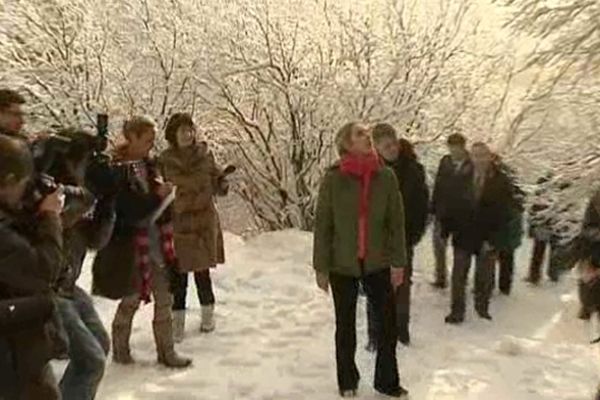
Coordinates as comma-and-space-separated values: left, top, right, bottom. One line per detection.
313, 122, 408, 398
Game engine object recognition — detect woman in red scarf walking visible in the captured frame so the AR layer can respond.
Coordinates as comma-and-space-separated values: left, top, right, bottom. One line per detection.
313, 122, 409, 398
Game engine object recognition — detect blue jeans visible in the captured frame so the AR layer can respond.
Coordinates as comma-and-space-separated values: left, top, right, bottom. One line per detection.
57, 286, 110, 400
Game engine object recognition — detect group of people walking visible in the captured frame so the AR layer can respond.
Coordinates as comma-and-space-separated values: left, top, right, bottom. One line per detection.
1, 85, 598, 400
0, 89, 229, 399
311, 121, 600, 398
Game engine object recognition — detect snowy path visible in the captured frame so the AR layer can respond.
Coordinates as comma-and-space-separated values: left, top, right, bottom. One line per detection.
71, 230, 598, 399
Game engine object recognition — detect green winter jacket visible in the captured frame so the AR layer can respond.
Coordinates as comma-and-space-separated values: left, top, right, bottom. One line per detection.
313, 165, 407, 277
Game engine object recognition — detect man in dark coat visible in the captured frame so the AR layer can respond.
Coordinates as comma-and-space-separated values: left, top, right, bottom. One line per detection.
430, 133, 471, 289
490, 158, 525, 295
0, 134, 64, 399
370, 124, 429, 346
48, 128, 116, 400
444, 142, 513, 324
574, 189, 600, 320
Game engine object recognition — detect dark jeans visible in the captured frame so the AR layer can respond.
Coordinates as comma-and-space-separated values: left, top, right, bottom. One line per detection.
172, 270, 215, 311
330, 269, 400, 392
450, 247, 494, 317
433, 218, 449, 285
528, 239, 560, 282
494, 250, 515, 294
57, 286, 110, 400
368, 248, 414, 344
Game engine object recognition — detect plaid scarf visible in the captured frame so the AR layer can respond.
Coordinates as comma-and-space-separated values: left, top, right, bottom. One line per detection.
125, 156, 177, 304
134, 223, 176, 303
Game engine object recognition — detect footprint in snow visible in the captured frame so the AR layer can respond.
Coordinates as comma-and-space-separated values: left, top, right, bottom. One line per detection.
234, 298, 261, 308
259, 320, 282, 330
219, 356, 262, 368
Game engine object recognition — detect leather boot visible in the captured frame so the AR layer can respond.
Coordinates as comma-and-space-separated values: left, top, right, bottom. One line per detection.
112, 320, 134, 364
153, 320, 192, 368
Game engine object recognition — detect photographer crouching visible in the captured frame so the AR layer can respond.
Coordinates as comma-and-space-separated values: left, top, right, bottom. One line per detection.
0, 134, 64, 399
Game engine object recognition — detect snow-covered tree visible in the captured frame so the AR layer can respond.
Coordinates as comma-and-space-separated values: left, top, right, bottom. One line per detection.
199, 0, 512, 230
0, 0, 514, 231
500, 0, 600, 241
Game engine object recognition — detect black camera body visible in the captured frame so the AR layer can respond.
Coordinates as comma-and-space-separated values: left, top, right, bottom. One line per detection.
23, 114, 111, 213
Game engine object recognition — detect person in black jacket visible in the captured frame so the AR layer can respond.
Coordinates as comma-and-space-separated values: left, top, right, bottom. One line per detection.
489, 156, 525, 295
47, 128, 116, 400
575, 189, 600, 320
0, 134, 63, 399
526, 176, 578, 284
430, 133, 471, 289
369, 124, 429, 347
444, 142, 513, 324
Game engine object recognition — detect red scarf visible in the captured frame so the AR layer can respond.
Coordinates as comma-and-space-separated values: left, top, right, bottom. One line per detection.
340, 151, 381, 261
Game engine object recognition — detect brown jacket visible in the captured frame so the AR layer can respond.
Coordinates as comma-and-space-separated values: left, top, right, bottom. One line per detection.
159, 143, 227, 272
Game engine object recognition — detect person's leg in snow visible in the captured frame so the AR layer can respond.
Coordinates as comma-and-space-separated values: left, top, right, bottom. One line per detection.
58, 289, 108, 400
446, 247, 471, 324
474, 250, 494, 320
497, 250, 515, 295
526, 239, 547, 284
362, 268, 407, 397
195, 269, 216, 333
395, 247, 414, 345
432, 218, 448, 288
112, 294, 140, 364
329, 272, 361, 394
151, 263, 192, 368
170, 271, 189, 343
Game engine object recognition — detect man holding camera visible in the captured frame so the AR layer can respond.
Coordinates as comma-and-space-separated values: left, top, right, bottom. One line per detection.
0, 134, 64, 399
49, 128, 116, 400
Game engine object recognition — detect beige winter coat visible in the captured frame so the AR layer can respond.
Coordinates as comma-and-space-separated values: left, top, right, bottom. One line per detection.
159, 143, 227, 272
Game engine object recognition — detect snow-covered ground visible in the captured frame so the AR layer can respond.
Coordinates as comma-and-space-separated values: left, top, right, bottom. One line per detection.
67, 230, 598, 399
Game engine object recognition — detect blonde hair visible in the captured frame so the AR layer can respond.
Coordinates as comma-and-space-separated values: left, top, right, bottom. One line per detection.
335, 121, 360, 156
122, 115, 156, 140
